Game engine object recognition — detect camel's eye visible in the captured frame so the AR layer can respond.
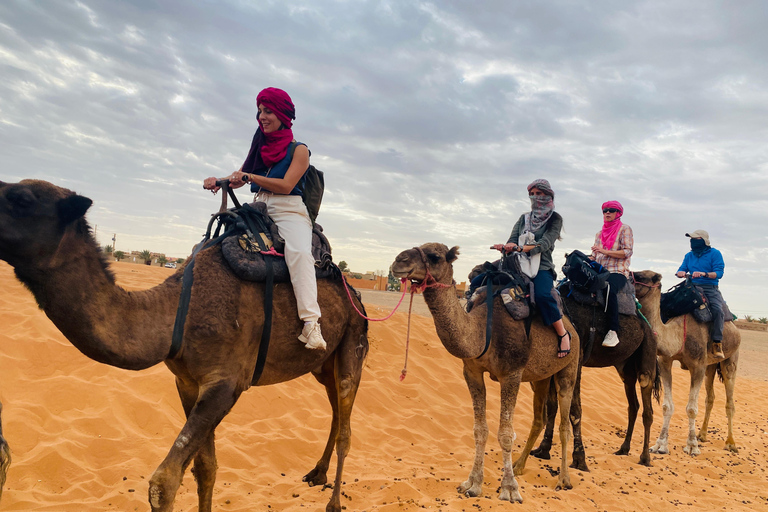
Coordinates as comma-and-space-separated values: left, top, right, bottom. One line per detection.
427, 253, 441, 264
7, 188, 36, 217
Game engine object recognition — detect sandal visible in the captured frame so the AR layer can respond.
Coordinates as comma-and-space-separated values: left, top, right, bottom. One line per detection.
557, 331, 571, 358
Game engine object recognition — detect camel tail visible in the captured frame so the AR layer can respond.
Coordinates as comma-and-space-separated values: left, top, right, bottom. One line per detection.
716, 362, 724, 383
653, 359, 662, 403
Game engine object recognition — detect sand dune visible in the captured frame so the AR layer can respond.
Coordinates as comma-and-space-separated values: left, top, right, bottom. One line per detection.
1, 261, 767, 511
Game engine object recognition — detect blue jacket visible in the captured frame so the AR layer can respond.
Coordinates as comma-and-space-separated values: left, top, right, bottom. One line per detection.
250, 141, 307, 196
677, 247, 725, 286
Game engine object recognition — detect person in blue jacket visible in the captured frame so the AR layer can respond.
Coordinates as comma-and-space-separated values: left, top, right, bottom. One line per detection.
675, 229, 726, 358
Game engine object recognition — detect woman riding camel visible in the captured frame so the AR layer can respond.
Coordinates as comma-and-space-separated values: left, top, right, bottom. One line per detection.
590, 200, 633, 348
203, 87, 326, 350
492, 179, 571, 357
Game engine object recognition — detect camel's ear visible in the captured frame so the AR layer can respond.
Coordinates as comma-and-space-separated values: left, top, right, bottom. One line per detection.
57, 194, 93, 225
446, 246, 460, 263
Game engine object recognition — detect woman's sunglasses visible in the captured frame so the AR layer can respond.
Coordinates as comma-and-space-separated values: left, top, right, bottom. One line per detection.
602, 208, 619, 213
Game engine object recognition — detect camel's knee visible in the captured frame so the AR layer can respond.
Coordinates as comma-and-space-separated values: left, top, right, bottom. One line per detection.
686, 405, 698, 419
498, 427, 517, 450
338, 377, 354, 399
638, 373, 652, 388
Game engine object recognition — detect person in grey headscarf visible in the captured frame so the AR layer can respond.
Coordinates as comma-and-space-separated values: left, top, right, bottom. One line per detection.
491, 179, 571, 357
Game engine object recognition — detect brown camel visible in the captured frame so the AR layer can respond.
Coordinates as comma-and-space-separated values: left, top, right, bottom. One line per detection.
633, 270, 740, 455
0, 179, 369, 512
0, 401, 9, 502
391, 244, 580, 503
531, 292, 659, 468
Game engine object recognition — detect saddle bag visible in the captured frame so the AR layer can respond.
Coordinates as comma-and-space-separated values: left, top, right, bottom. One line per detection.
660, 278, 706, 323
562, 250, 609, 294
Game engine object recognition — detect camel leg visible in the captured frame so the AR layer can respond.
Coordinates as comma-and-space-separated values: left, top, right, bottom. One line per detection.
637, 371, 655, 467
720, 352, 739, 453
324, 340, 365, 512
513, 379, 548, 478
530, 380, 557, 461
697, 365, 717, 443
304, 361, 340, 487
497, 373, 524, 503
0, 401, 9, 502
148, 381, 241, 512
650, 357, 674, 454
554, 371, 574, 491
615, 362, 639, 457
457, 366, 488, 498
568, 366, 588, 471
174, 378, 219, 512
683, 366, 707, 456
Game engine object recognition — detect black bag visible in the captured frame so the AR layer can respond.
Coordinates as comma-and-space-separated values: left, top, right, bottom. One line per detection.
562, 250, 610, 294
659, 277, 706, 323
288, 143, 324, 225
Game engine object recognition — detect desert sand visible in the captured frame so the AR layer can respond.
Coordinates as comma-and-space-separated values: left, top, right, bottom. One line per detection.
0, 261, 767, 511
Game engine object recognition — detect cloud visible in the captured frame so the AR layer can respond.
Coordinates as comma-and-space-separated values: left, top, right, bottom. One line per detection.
1, 0, 767, 316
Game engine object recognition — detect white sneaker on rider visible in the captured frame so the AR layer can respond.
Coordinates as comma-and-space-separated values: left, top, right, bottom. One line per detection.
299, 321, 327, 350
602, 330, 620, 347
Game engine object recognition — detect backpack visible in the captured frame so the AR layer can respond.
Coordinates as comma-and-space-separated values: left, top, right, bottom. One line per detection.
289, 142, 324, 225
562, 250, 610, 294
659, 277, 706, 323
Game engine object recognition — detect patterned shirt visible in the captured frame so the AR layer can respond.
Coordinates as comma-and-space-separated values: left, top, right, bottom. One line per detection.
591, 224, 633, 277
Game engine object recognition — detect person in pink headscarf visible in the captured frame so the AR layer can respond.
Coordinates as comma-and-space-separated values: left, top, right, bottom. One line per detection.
203, 87, 326, 351
590, 200, 634, 347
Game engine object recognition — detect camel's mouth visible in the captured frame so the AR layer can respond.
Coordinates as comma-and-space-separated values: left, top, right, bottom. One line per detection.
390, 251, 426, 283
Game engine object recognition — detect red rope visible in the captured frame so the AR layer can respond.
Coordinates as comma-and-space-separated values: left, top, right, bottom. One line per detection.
341, 276, 408, 321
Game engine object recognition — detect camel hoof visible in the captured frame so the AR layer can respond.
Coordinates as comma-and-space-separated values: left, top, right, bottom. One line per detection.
725, 443, 738, 454
499, 488, 523, 503
650, 443, 668, 455
638, 456, 652, 467
683, 445, 700, 456
458, 481, 482, 497
569, 460, 589, 472
530, 447, 551, 460
303, 467, 328, 487
614, 447, 630, 456
697, 434, 708, 443
555, 479, 573, 491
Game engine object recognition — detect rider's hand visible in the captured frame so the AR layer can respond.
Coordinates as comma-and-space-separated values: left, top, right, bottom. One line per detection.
675, 271, 686, 278
229, 171, 248, 189
591, 244, 604, 255
203, 177, 220, 193
692, 271, 707, 278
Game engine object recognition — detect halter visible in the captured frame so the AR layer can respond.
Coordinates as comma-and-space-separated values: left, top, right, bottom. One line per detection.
408, 246, 454, 292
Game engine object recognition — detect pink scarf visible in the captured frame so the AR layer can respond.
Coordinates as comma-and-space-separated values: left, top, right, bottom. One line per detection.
256, 87, 296, 167
600, 200, 624, 250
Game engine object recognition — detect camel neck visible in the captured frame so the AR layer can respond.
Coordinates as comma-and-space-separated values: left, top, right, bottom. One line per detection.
423, 285, 485, 359
638, 289, 681, 357
17, 248, 179, 371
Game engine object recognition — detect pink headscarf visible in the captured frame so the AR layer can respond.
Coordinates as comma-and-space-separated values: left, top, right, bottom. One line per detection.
255, 87, 296, 167
600, 200, 624, 250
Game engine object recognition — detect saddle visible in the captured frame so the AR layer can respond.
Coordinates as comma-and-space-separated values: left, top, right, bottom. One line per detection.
558, 278, 638, 317
220, 202, 336, 282
465, 257, 563, 321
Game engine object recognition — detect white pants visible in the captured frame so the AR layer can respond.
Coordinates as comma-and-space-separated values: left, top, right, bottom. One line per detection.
253, 192, 321, 322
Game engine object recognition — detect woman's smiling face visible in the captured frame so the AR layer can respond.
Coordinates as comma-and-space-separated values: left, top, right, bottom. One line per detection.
258, 104, 283, 134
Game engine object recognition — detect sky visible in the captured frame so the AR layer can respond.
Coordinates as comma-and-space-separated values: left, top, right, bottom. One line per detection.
1, 0, 768, 318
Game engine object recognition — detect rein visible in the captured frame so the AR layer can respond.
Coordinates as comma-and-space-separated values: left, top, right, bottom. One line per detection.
399, 247, 453, 381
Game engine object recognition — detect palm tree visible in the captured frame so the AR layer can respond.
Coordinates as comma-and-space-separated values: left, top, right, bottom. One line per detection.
138, 250, 152, 266
114, 250, 125, 261
157, 255, 168, 267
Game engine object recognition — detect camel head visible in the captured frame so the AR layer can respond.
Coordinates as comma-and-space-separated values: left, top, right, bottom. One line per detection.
632, 270, 662, 301
391, 243, 459, 286
0, 180, 93, 270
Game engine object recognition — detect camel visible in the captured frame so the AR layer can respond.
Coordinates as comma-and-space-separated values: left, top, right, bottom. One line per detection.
531, 291, 659, 468
391, 243, 580, 503
0, 179, 369, 512
0, 401, 9, 501
632, 270, 740, 455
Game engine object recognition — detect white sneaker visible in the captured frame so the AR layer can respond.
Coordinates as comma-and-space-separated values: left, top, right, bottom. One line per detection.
602, 330, 620, 347
299, 321, 327, 350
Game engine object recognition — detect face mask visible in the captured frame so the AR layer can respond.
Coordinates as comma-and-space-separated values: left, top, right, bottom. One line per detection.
690, 238, 707, 254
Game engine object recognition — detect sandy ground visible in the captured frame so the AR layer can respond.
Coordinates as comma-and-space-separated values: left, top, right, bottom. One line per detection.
0, 261, 767, 511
